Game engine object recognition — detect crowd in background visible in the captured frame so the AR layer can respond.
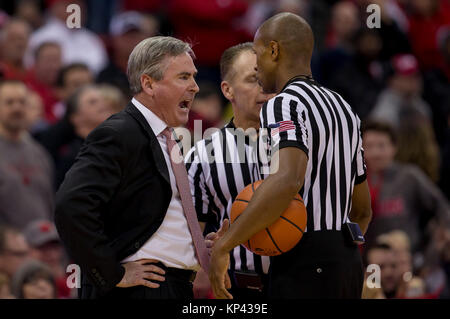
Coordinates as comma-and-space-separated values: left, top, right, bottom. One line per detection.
0, 0, 448, 299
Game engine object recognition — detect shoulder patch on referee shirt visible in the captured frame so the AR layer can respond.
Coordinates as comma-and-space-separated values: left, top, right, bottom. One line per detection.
268, 120, 296, 136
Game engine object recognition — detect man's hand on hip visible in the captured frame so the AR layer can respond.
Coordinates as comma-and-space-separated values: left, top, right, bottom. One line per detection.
116, 259, 166, 289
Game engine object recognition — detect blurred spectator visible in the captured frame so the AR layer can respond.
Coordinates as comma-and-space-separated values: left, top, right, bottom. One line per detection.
377, 230, 427, 298
53, 84, 125, 187
408, 0, 450, 73
0, 18, 31, 82
422, 26, 450, 150
364, 241, 428, 298
69, 85, 123, 140
360, 0, 411, 60
365, 243, 400, 298
0, 80, 54, 229
369, 54, 432, 129
362, 0, 409, 32
23, 219, 72, 298
239, 0, 276, 37
395, 113, 441, 183
85, 0, 117, 34
26, 0, 107, 74
0, 225, 31, 279
54, 62, 93, 118
316, 1, 360, 85
325, 1, 360, 50
327, 28, 386, 119
14, 0, 45, 30
361, 121, 450, 253
25, 41, 62, 124
168, 0, 251, 84
11, 260, 57, 299
0, 272, 14, 299
98, 83, 127, 114
420, 221, 450, 298
97, 11, 159, 99
25, 90, 46, 133
34, 63, 93, 176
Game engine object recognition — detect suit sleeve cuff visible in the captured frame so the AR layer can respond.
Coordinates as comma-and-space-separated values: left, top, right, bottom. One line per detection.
355, 173, 367, 185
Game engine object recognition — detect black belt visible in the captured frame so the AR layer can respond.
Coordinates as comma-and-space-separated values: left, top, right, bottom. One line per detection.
155, 262, 196, 283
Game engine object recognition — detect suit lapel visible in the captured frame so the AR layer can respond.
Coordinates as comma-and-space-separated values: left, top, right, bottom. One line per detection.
125, 102, 171, 186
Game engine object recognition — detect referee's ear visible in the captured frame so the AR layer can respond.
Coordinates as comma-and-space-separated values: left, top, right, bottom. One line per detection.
221, 81, 234, 102
269, 40, 280, 61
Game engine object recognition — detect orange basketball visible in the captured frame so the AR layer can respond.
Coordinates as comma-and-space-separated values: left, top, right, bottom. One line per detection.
230, 180, 307, 256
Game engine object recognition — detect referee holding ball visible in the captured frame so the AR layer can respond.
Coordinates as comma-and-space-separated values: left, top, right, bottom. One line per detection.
209, 13, 373, 299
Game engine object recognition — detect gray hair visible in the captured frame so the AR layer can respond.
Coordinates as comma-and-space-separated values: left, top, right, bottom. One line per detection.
127, 36, 194, 95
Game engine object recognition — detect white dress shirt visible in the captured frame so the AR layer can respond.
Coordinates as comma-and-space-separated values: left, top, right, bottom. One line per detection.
122, 98, 200, 271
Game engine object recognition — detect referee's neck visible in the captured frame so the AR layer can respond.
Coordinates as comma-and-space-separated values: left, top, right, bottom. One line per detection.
276, 66, 312, 93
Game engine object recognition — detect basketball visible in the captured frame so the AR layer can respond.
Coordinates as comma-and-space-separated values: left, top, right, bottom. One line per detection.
230, 180, 307, 256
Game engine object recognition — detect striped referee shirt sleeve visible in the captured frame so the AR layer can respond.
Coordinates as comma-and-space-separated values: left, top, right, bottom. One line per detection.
261, 94, 309, 156
355, 116, 367, 184
185, 145, 215, 223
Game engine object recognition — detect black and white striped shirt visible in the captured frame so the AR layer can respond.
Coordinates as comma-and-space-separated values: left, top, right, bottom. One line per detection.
260, 76, 367, 232
186, 120, 270, 275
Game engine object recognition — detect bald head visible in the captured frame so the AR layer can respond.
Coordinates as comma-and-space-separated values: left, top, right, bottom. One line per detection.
256, 12, 314, 65
253, 13, 314, 93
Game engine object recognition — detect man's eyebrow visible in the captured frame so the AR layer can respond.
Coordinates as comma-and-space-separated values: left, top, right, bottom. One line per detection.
177, 71, 197, 77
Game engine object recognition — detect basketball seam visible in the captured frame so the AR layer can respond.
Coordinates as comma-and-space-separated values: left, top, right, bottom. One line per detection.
293, 197, 304, 203
265, 228, 283, 253
279, 216, 304, 233
234, 198, 249, 203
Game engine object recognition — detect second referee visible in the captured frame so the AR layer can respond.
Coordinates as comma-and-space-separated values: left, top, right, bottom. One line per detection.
186, 43, 273, 298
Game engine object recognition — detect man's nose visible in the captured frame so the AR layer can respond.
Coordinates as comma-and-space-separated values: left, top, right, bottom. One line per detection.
191, 79, 200, 93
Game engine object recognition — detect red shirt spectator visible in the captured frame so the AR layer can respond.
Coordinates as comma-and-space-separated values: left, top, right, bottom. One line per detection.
25, 42, 62, 124
408, 0, 450, 71
0, 18, 31, 82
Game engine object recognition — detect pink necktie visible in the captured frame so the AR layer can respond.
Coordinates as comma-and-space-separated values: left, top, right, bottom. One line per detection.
161, 127, 210, 273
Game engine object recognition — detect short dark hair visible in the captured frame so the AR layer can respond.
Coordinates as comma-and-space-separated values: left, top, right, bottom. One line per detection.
220, 42, 254, 81
34, 41, 60, 60
56, 63, 91, 88
361, 121, 397, 145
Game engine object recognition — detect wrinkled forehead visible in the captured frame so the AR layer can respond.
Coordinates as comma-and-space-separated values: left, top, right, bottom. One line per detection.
163, 52, 198, 75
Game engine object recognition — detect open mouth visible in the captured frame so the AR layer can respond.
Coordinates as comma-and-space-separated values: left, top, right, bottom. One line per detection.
179, 100, 191, 109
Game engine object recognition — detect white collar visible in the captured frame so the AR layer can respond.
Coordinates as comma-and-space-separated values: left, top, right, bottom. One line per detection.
132, 97, 167, 136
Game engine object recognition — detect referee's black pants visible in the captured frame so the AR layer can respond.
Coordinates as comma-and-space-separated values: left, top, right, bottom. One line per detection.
268, 230, 364, 299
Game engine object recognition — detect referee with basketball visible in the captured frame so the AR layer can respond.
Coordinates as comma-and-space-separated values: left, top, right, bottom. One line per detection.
209, 12, 373, 299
